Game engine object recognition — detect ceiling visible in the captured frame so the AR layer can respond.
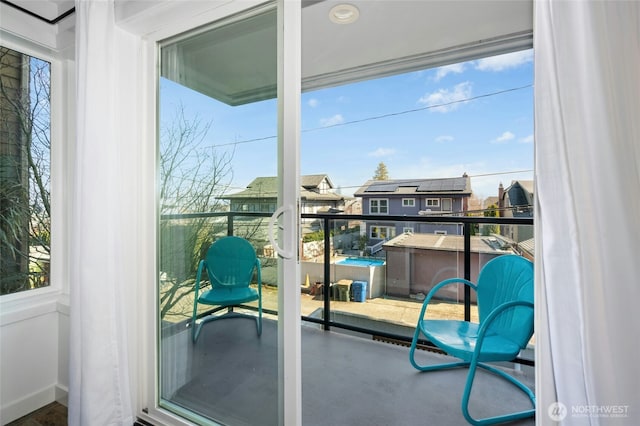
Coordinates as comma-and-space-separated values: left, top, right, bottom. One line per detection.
0, 0, 74, 24
3, 0, 533, 105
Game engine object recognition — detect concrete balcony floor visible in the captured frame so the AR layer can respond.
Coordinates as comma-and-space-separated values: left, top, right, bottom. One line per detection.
164, 315, 535, 426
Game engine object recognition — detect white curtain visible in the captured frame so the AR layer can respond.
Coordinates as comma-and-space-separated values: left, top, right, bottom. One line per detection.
69, 1, 142, 424
535, 0, 640, 424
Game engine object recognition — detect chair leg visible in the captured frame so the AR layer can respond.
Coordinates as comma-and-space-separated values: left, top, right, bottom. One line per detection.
409, 326, 467, 371
193, 309, 263, 343
461, 361, 536, 425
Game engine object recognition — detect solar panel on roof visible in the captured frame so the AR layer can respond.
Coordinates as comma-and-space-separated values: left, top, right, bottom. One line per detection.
365, 182, 397, 192
365, 177, 467, 193
417, 178, 466, 192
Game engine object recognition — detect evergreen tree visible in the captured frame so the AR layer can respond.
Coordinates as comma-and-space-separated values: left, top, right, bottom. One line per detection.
373, 162, 389, 180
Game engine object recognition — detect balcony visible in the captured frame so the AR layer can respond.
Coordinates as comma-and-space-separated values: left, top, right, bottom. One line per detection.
159, 212, 534, 425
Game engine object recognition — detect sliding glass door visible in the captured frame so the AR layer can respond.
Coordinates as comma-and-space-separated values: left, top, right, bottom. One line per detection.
156, 2, 300, 424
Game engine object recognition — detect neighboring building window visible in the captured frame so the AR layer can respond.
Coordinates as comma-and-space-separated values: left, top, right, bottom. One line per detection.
442, 198, 452, 212
370, 226, 396, 240
402, 198, 415, 207
370, 198, 388, 214
0, 47, 51, 295
402, 227, 414, 234
426, 198, 440, 207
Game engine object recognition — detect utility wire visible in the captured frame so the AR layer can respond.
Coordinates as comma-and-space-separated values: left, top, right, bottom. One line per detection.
208, 83, 533, 148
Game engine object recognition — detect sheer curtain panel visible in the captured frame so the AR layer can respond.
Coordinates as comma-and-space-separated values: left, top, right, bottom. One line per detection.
534, 0, 640, 424
69, 1, 142, 424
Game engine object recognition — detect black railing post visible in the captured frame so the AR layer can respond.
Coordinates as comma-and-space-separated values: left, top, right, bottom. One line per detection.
464, 222, 471, 322
227, 213, 234, 236
323, 216, 331, 330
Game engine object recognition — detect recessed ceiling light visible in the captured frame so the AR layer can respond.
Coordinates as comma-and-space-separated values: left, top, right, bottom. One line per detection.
329, 4, 359, 24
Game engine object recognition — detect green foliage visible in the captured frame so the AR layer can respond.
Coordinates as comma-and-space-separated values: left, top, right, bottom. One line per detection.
482, 204, 499, 236
373, 162, 389, 180
303, 230, 325, 243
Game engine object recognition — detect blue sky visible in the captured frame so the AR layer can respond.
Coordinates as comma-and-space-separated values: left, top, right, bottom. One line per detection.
160, 49, 533, 201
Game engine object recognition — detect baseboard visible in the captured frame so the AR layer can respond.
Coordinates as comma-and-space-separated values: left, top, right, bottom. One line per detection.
0, 384, 62, 425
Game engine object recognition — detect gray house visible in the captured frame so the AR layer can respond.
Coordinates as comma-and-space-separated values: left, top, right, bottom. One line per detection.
498, 180, 534, 242
354, 175, 472, 249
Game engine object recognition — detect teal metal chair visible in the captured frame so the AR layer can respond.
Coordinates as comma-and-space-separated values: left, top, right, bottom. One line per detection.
191, 236, 262, 343
409, 255, 535, 425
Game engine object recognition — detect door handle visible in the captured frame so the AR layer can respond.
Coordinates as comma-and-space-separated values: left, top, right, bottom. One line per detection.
268, 204, 295, 259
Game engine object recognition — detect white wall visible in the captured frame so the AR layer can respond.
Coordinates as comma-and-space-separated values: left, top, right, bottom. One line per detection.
0, 296, 67, 424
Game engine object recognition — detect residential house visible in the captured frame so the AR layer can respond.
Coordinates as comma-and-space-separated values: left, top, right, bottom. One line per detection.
220, 174, 346, 214
354, 175, 472, 248
498, 180, 534, 242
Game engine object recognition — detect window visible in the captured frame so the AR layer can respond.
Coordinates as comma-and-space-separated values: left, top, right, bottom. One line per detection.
403, 227, 414, 234
370, 198, 388, 214
370, 226, 396, 240
426, 198, 440, 207
442, 198, 452, 212
0, 47, 51, 295
402, 198, 415, 207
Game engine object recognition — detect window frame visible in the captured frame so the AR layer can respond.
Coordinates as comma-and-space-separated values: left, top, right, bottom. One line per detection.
402, 198, 415, 207
369, 198, 389, 215
441, 198, 453, 212
370, 225, 396, 240
0, 40, 65, 307
425, 198, 440, 207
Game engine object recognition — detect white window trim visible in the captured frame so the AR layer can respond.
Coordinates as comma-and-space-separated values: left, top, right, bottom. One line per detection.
369, 198, 389, 215
402, 198, 415, 207
441, 198, 453, 212
0, 39, 67, 304
370, 225, 395, 240
426, 198, 440, 207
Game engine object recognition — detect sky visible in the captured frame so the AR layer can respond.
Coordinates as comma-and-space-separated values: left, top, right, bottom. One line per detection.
160, 49, 533, 202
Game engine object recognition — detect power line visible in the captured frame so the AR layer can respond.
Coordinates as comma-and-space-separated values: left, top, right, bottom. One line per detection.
208, 83, 533, 148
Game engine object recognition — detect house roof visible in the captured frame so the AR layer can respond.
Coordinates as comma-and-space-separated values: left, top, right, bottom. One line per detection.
354, 176, 472, 197
301, 174, 335, 189
503, 180, 534, 206
220, 174, 344, 201
383, 232, 514, 255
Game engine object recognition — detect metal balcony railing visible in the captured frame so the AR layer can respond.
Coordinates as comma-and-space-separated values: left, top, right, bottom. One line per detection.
160, 211, 534, 365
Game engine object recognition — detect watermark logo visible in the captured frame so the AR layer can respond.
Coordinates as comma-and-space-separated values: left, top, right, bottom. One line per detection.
548, 402, 567, 421
548, 402, 630, 421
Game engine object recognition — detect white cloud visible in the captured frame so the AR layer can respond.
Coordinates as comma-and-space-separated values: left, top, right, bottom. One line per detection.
320, 114, 344, 127
307, 98, 319, 108
368, 148, 396, 157
491, 131, 516, 144
418, 81, 472, 113
519, 134, 534, 144
434, 63, 465, 81
435, 135, 454, 143
475, 50, 533, 72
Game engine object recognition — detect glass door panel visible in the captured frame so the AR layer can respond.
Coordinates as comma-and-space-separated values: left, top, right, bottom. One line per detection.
157, 4, 280, 424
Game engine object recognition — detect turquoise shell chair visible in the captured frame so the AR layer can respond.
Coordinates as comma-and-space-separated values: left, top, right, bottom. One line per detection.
409, 255, 535, 425
191, 236, 262, 343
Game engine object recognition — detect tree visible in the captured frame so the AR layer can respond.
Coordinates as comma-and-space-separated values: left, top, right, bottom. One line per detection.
373, 162, 389, 180
0, 47, 51, 295
158, 105, 236, 319
482, 203, 499, 236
